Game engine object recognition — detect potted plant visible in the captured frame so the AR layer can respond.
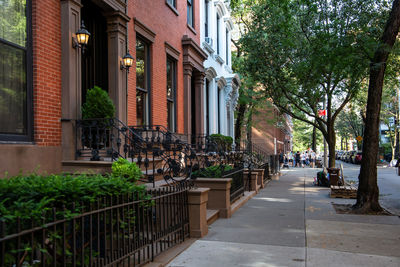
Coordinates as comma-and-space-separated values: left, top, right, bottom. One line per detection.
82, 86, 115, 120
80, 86, 115, 154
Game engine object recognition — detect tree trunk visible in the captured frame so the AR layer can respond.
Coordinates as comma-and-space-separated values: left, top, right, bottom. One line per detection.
312, 124, 317, 151
327, 123, 336, 168
234, 101, 247, 148
354, 0, 400, 213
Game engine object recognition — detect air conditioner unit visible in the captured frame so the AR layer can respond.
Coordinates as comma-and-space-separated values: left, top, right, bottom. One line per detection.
205, 37, 213, 46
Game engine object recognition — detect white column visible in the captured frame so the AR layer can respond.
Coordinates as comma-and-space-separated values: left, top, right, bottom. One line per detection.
210, 79, 218, 134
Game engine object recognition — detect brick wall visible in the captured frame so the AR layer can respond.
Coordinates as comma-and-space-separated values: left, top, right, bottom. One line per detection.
32, 0, 62, 146
252, 104, 287, 155
128, 1, 200, 133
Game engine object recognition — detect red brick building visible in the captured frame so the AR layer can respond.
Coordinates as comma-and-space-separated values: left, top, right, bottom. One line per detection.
1, 0, 62, 176
0, 0, 207, 176
251, 103, 292, 155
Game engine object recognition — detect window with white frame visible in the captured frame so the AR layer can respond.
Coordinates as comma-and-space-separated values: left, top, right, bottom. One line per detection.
216, 14, 220, 54
226, 29, 229, 64
167, 0, 176, 8
204, 0, 209, 37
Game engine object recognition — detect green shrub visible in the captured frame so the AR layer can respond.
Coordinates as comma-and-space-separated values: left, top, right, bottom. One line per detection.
111, 158, 142, 183
0, 173, 147, 224
192, 164, 233, 178
209, 134, 233, 151
82, 86, 115, 119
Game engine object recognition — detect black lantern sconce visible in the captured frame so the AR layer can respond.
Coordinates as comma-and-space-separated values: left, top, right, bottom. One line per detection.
121, 50, 134, 72
72, 21, 90, 52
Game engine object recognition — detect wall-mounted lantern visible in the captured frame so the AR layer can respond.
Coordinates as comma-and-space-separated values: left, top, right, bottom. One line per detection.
121, 50, 134, 72
72, 21, 90, 53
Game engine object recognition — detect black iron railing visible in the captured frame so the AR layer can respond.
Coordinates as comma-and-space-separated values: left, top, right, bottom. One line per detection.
75, 120, 200, 186
222, 167, 245, 203
75, 120, 267, 186
0, 183, 191, 267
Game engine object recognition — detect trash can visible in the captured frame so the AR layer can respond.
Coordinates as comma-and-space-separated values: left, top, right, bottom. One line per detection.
327, 168, 340, 186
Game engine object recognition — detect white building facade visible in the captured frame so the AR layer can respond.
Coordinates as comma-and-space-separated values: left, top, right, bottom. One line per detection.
199, 0, 240, 139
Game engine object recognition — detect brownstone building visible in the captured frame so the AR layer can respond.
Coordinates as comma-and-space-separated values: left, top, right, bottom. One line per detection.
0, 0, 207, 176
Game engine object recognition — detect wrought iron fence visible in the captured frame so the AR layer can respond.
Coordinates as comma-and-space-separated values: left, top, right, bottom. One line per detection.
0, 184, 191, 267
75, 120, 254, 187
75, 120, 200, 186
222, 167, 245, 203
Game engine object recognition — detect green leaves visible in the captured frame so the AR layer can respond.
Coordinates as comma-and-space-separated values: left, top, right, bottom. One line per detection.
0, 173, 147, 224
111, 158, 142, 183
82, 86, 115, 119
192, 165, 233, 178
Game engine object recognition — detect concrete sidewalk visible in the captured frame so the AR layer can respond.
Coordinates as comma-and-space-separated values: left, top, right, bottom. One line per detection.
168, 168, 400, 266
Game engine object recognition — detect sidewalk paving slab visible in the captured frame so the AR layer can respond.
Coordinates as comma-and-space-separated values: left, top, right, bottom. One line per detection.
167, 240, 306, 267
167, 167, 400, 266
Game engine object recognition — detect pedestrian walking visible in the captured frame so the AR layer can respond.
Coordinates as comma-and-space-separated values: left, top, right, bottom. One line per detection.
295, 151, 301, 167
310, 150, 316, 168
300, 152, 306, 168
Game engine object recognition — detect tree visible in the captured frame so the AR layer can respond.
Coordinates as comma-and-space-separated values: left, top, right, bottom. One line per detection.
335, 104, 365, 150
239, 0, 392, 167
355, 0, 400, 213
292, 118, 323, 152
231, 0, 262, 147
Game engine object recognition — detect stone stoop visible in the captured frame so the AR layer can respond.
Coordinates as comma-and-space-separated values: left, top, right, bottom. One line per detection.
206, 209, 220, 225
62, 160, 112, 174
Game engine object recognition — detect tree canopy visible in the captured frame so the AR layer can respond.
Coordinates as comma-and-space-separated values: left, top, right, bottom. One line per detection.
238, 0, 392, 167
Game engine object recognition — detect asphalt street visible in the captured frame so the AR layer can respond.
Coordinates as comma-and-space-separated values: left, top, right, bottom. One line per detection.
335, 160, 400, 216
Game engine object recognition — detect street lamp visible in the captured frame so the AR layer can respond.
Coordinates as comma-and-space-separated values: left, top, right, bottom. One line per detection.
72, 21, 90, 52
121, 50, 134, 72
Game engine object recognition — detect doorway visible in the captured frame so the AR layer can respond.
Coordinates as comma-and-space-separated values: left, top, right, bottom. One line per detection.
81, 0, 109, 104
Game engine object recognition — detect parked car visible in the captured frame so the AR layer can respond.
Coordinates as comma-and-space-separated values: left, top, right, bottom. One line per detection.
341, 151, 349, 162
349, 151, 357, 164
354, 152, 362, 164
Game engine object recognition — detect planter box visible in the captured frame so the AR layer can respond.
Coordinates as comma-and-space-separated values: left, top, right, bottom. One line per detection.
244, 171, 259, 193
252, 169, 265, 188
193, 178, 232, 218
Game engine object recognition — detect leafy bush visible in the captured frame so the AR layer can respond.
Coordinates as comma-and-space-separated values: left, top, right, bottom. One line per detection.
111, 158, 142, 183
82, 86, 115, 119
209, 134, 233, 151
0, 173, 147, 224
192, 164, 233, 178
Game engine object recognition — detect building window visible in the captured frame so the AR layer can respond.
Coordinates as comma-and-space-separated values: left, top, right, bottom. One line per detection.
166, 56, 176, 132
216, 14, 220, 54
204, 0, 209, 37
0, 0, 32, 141
187, 0, 194, 27
217, 86, 221, 133
167, 0, 176, 8
226, 29, 229, 64
136, 37, 150, 126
